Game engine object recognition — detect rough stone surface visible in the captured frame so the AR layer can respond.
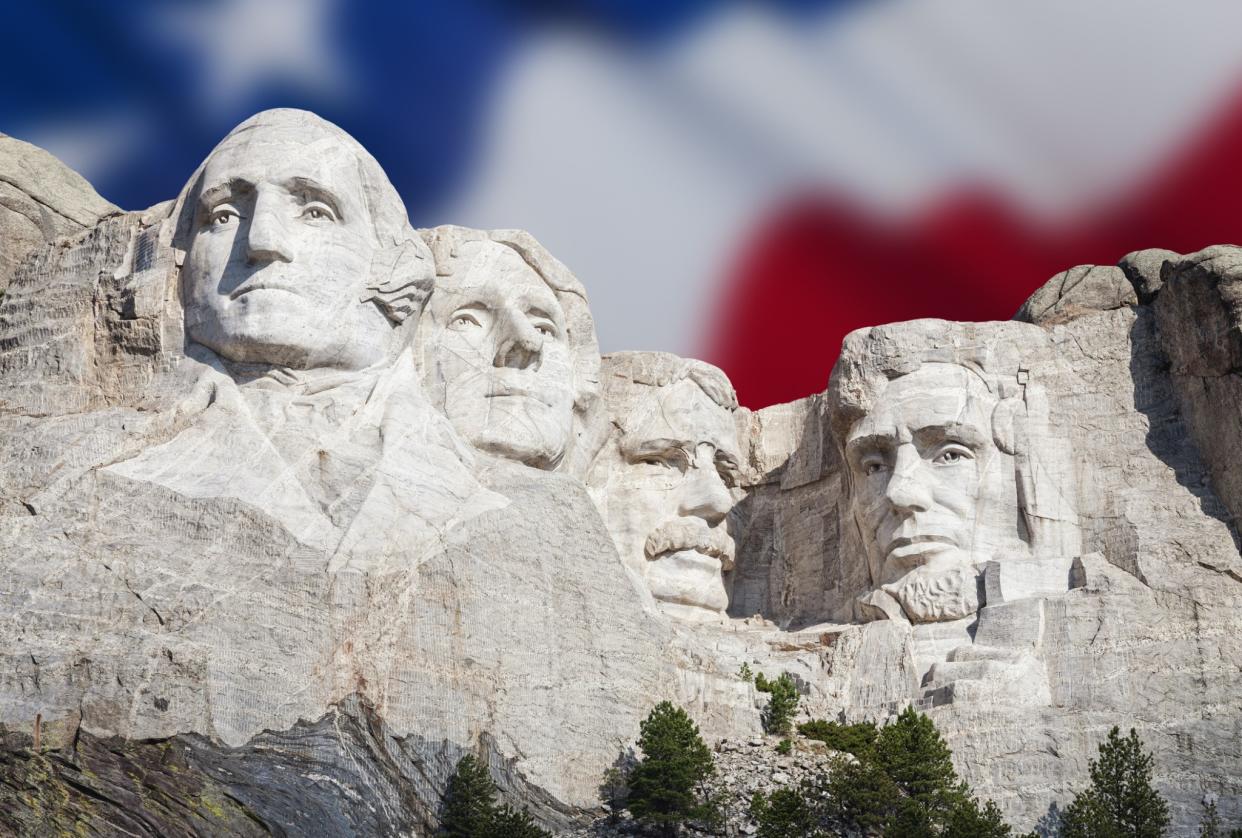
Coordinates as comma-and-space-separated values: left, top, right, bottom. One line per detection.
0, 133, 118, 293
1015, 263, 1137, 325
2, 110, 1242, 836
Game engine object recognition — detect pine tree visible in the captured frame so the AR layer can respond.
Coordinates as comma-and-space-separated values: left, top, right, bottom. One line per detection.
749, 786, 825, 838
874, 705, 964, 829
823, 706, 1010, 838
440, 754, 550, 838
625, 701, 719, 837
1202, 800, 1223, 838
490, 805, 550, 838
1060, 727, 1170, 838
441, 755, 497, 838
756, 672, 800, 736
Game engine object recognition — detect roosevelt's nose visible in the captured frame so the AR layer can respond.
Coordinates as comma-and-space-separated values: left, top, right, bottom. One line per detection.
246, 188, 294, 264
678, 446, 734, 525
884, 443, 933, 514
492, 307, 543, 370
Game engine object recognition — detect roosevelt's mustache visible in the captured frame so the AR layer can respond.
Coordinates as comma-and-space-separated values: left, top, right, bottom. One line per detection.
644, 518, 735, 570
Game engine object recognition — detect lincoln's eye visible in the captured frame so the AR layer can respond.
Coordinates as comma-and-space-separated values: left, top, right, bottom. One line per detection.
933, 445, 973, 466
210, 208, 239, 227
864, 462, 884, 476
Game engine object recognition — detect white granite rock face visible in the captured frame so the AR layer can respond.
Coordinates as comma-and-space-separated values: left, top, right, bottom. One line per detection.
0, 133, 118, 293
2, 112, 1241, 835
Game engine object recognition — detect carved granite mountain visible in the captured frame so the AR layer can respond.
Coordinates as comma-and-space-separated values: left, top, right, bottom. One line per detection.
1, 114, 1240, 835
0, 133, 118, 293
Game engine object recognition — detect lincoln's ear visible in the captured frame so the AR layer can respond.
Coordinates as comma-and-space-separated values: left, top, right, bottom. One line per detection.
363, 237, 436, 324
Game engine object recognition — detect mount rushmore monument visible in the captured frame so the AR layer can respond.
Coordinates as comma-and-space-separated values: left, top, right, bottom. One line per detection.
1, 109, 1241, 834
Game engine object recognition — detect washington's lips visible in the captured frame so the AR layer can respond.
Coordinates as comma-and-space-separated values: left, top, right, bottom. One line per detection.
229, 277, 302, 300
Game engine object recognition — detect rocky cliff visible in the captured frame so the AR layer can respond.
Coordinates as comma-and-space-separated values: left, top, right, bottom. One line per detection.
1, 111, 1239, 836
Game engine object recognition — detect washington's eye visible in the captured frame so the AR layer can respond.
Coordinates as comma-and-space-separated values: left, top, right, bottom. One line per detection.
640, 457, 670, 468
209, 206, 240, 227
301, 202, 337, 223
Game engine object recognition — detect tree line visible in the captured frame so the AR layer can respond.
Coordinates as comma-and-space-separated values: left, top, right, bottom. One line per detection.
438, 669, 1237, 837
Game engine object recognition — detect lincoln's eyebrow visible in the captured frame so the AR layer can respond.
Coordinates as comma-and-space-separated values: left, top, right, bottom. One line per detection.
845, 432, 894, 456
911, 421, 989, 448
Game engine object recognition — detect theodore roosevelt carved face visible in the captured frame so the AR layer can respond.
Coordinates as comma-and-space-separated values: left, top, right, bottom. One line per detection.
180, 111, 403, 371
844, 362, 1020, 623
415, 240, 577, 469
590, 355, 742, 622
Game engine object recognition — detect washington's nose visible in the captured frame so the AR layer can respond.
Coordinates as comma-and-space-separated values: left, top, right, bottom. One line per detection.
884, 444, 933, 513
492, 308, 543, 370
246, 191, 294, 264
678, 449, 733, 525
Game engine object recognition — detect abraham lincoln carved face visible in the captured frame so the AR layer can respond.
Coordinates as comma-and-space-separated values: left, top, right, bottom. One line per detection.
844, 362, 1021, 622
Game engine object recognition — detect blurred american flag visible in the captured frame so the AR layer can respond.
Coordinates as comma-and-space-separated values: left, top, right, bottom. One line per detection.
7, 0, 1242, 407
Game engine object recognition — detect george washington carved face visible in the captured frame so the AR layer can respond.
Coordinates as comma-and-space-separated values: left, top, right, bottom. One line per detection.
181, 113, 401, 372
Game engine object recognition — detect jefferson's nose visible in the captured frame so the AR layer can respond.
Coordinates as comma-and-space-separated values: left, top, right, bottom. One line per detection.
678, 446, 733, 525
246, 189, 294, 264
884, 443, 933, 513
492, 308, 543, 370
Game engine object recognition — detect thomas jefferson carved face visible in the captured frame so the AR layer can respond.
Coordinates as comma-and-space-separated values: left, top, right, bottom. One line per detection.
183, 123, 392, 371
845, 363, 1017, 622
416, 241, 576, 469
596, 376, 742, 621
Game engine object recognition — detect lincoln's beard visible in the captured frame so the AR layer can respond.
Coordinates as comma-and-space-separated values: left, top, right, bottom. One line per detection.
882, 563, 982, 623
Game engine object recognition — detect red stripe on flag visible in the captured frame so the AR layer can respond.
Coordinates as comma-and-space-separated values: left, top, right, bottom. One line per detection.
706, 86, 1242, 409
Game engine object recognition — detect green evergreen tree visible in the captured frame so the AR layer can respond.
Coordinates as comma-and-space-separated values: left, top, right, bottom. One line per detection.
440, 754, 550, 838
822, 706, 1010, 838
756, 672, 800, 736
441, 755, 497, 838
750, 786, 826, 838
797, 719, 878, 759
625, 701, 719, 836
1060, 727, 1170, 838
1202, 800, 1223, 838
490, 805, 551, 837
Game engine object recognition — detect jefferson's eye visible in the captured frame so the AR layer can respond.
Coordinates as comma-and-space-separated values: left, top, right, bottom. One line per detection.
450, 312, 482, 329
301, 202, 337, 223
531, 320, 558, 338
209, 206, 240, 227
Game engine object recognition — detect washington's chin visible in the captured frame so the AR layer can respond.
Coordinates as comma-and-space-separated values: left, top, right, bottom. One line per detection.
188, 302, 368, 369
646, 549, 730, 617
